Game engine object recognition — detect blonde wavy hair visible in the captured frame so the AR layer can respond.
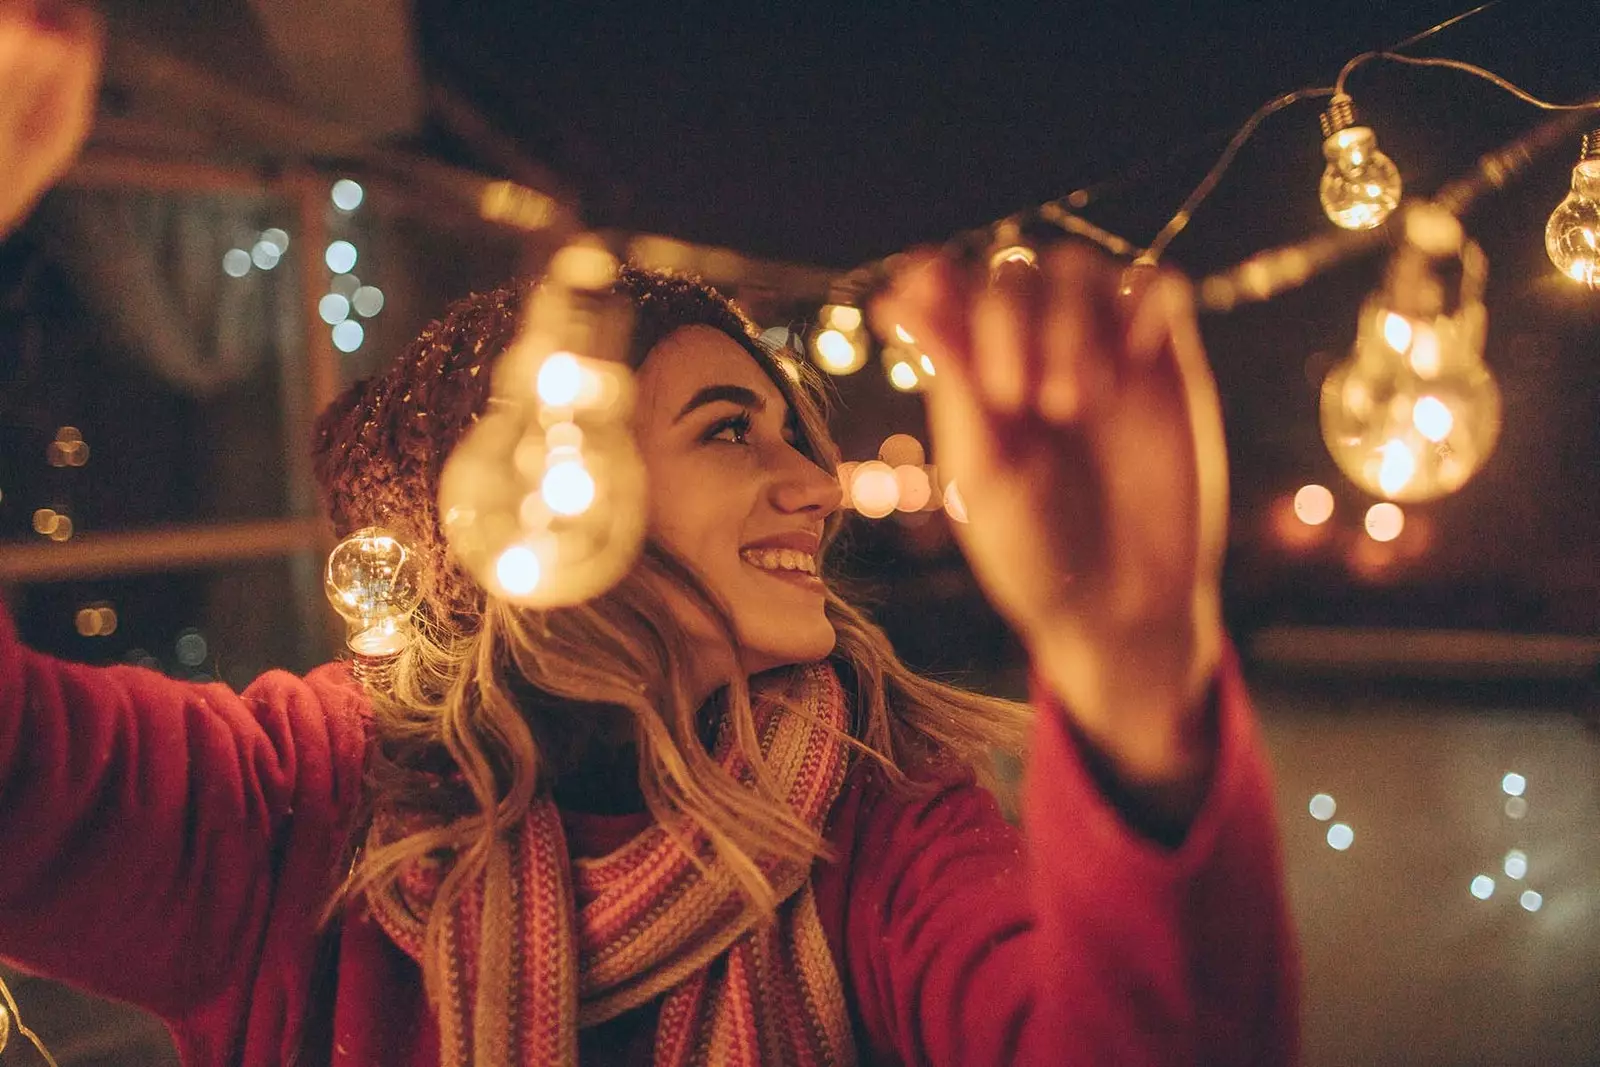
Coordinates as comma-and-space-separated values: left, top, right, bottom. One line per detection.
313, 268, 1033, 1006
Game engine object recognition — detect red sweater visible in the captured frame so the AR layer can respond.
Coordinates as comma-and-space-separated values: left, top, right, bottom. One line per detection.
0, 606, 1297, 1065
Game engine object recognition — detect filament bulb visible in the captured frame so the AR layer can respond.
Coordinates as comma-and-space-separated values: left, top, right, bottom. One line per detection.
1318, 96, 1401, 231
1545, 130, 1600, 288
1320, 205, 1500, 502
324, 527, 425, 657
439, 235, 647, 607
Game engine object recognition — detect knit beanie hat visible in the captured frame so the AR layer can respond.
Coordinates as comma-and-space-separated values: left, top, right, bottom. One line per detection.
310, 266, 772, 634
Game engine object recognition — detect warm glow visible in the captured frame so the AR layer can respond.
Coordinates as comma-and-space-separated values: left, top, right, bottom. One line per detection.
888, 360, 920, 391
943, 480, 969, 524
1408, 326, 1441, 377
1381, 312, 1413, 353
1364, 502, 1404, 542
1412, 396, 1454, 442
893, 465, 932, 512
537, 353, 583, 406
1326, 823, 1354, 850
1309, 794, 1336, 820
541, 460, 596, 516
835, 461, 860, 502
814, 329, 861, 372
850, 461, 900, 518
878, 433, 926, 468
989, 244, 1038, 270
496, 545, 542, 596
826, 305, 863, 331
919, 353, 937, 377
1376, 439, 1416, 497
1294, 484, 1335, 526
894, 324, 916, 343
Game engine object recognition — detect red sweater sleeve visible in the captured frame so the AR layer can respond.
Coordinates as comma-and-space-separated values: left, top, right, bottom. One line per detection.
0, 603, 369, 1025
828, 649, 1299, 1066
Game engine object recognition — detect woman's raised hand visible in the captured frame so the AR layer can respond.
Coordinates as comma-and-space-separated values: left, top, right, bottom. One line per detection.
0, 1, 101, 238
872, 246, 1229, 786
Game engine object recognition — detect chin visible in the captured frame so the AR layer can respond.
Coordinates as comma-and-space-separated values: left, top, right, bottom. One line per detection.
740, 622, 837, 675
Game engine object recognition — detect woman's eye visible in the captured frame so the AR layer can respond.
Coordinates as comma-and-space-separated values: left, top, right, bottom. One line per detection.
704, 413, 754, 444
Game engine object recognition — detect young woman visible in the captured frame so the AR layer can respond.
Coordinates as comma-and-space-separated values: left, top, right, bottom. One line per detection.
0, 8, 1296, 1065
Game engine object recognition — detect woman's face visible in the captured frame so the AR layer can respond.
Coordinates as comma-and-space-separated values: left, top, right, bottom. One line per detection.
633, 325, 843, 681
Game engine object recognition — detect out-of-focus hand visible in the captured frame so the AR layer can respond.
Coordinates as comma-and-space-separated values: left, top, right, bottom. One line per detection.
0, 0, 102, 238
872, 246, 1229, 785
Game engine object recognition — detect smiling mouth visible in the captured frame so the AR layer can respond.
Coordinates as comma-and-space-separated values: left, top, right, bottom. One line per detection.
740, 548, 823, 588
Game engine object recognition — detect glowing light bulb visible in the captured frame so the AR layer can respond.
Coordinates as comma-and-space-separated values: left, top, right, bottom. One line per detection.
1318, 98, 1401, 230
1320, 128, 1402, 230
1320, 205, 1500, 501
1294, 484, 1334, 526
1364, 502, 1404, 542
439, 235, 647, 607
324, 527, 425, 657
1545, 131, 1600, 288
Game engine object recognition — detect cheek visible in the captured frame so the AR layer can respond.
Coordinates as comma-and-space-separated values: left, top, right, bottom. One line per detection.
646, 468, 745, 573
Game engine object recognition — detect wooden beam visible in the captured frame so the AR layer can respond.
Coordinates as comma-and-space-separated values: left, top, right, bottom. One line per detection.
0, 519, 325, 584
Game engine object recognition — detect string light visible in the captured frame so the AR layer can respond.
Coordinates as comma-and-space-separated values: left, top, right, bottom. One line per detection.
811, 304, 867, 374
1364, 502, 1404, 542
1316, 94, 1403, 230
1545, 130, 1600, 288
1320, 204, 1500, 502
439, 236, 647, 606
0, 971, 60, 1066
1293, 484, 1335, 525
324, 527, 425, 683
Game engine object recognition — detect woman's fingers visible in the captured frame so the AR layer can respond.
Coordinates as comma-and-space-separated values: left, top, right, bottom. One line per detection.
1037, 245, 1119, 425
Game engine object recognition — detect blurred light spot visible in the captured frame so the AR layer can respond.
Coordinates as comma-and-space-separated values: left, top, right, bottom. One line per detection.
1326, 823, 1353, 850
1375, 440, 1416, 497
1503, 849, 1528, 880
496, 545, 541, 596
330, 273, 362, 298
325, 240, 358, 274
893, 465, 932, 512
48, 515, 74, 541
850, 461, 900, 519
836, 462, 860, 502
75, 604, 117, 637
1381, 311, 1412, 352
352, 285, 385, 317
1519, 890, 1542, 912
989, 244, 1038, 270
175, 629, 208, 667
888, 360, 920, 391
259, 228, 289, 253
1470, 875, 1495, 900
1294, 484, 1334, 526
1309, 793, 1336, 820
331, 179, 365, 211
1408, 326, 1441, 376
826, 305, 862, 331
1502, 772, 1526, 797
251, 241, 282, 270
814, 329, 862, 373
1505, 796, 1528, 819
319, 293, 351, 325
943, 480, 969, 524
1412, 396, 1454, 442
32, 508, 59, 535
332, 320, 365, 353
541, 461, 595, 516
919, 353, 937, 377
537, 353, 582, 406
759, 326, 792, 350
878, 433, 926, 468
223, 249, 252, 277
894, 324, 916, 344
1364, 502, 1404, 542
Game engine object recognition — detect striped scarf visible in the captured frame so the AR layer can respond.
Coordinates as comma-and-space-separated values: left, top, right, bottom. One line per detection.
368, 663, 858, 1066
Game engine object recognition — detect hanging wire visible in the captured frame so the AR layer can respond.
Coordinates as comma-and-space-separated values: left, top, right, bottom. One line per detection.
1139, 0, 1507, 264
0, 974, 62, 1067
1353, 53, 1600, 111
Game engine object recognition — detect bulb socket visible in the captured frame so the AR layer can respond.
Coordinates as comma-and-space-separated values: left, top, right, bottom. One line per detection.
1580, 129, 1600, 163
1319, 95, 1357, 140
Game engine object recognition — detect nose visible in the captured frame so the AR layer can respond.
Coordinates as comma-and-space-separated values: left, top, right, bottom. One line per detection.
770, 448, 844, 519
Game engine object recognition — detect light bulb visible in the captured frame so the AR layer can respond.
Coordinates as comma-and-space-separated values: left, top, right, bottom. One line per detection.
1320, 205, 1500, 502
1545, 130, 1600, 288
324, 527, 425, 657
438, 235, 647, 607
1318, 97, 1401, 230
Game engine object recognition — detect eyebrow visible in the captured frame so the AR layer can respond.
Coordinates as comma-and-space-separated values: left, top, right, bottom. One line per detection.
673, 384, 775, 424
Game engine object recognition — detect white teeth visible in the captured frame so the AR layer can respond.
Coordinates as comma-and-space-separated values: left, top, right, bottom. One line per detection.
740, 548, 818, 575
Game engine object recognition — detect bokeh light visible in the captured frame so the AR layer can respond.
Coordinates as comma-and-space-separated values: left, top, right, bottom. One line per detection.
325, 240, 358, 274
331, 179, 365, 211
1364, 502, 1404, 542
1294, 484, 1335, 525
